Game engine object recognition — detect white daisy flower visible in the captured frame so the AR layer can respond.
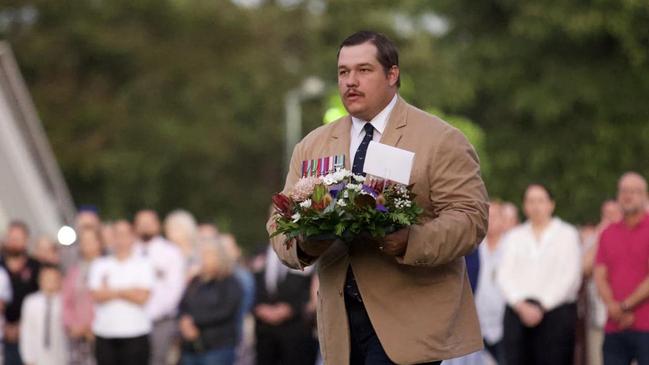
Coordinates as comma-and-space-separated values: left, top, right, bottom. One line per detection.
299, 199, 312, 209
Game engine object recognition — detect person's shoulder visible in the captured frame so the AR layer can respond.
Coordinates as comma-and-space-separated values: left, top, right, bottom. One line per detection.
23, 291, 43, 306
92, 255, 111, 266
160, 238, 184, 258
503, 224, 527, 240
130, 254, 153, 267
599, 221, 622, 245
299, 116, 348, 147
554, 218, 579, 237
401, 101, 459, 136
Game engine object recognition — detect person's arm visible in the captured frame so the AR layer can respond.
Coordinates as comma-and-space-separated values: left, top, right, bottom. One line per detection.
267, 140, 336, 270
621, 259, 649, 311
396, 127, 489, 267
119, 259, 154, 306
117, 289, 150, 305
496, 235, 527, 307
88, 261, 116, 303
592, 236, 628, 322
582, 243, 598, 278
594, 264, 625, 320
91, 287, 120, 303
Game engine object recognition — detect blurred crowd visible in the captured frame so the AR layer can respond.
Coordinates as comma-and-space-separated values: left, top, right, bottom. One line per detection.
451, 171, 649, 365
0, 209, 319, 365
0, 171, 648, 365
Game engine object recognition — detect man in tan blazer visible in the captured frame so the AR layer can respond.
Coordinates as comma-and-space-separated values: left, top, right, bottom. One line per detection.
267, 31, 489, 365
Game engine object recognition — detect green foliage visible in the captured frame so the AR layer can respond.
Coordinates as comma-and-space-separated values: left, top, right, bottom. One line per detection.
425, 0, 649, 223
272, 173, 422, 243
2, 0, 648, 249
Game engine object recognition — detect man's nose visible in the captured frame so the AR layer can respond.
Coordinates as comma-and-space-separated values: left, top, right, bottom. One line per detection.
346, 71, 359, 87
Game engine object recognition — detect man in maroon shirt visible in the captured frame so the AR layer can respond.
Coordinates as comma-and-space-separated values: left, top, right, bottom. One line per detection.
595, 172, 649, 365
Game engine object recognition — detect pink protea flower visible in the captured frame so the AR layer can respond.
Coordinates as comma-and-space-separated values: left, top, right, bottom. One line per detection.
289, 176, 322, 202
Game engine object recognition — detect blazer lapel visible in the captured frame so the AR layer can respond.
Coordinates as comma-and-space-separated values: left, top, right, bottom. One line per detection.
379, 96, 408, 147
330, 116, 352, 170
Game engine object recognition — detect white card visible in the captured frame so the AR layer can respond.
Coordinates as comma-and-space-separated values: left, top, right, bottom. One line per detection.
363, 141, 415, 185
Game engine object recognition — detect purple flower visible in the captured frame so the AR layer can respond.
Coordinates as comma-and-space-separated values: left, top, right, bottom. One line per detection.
328, 183, 345, 198
376, 204, 388, 213
361, 184, 378, 197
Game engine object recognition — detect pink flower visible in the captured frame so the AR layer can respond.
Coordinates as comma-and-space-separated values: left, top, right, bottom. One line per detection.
289, 176, 322, 202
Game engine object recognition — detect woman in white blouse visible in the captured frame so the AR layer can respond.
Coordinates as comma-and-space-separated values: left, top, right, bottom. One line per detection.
497, 184, 582, 365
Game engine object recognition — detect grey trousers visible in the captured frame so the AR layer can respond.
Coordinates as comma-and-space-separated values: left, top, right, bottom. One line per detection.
150, 317, 178, 365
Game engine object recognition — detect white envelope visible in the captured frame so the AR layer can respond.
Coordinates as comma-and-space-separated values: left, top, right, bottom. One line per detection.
363, 141, 415, 185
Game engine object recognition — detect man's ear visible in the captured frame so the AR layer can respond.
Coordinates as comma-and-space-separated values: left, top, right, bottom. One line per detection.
387, 66, 400, 87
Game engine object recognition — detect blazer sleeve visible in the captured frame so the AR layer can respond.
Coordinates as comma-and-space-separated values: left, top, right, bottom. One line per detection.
266, 140, 318, 270
398, 126, 489, 267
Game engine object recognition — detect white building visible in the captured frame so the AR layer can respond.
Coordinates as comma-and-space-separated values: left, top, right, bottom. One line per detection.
0, 42, 75, 239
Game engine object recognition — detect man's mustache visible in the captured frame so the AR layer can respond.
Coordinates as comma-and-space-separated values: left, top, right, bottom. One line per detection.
345, 89, 364, 97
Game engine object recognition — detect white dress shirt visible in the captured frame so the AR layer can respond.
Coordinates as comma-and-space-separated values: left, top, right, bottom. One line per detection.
134, 236, 186, 321
475, 239, 506, 345
0, 267, 12, 341
496, 218, 582, 311
89, 253, 155, 338
349, 94, 398, 159
19, 292, 68, 365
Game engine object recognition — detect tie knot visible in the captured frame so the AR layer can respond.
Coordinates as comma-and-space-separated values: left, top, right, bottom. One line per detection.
363, 123, 374, 135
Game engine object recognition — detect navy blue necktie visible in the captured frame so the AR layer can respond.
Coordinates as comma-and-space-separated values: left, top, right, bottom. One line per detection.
345, 123, 374, 302
352, 123, 374, 175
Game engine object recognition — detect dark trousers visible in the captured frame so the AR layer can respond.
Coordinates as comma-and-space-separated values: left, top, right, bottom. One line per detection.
503, 303, 577, 365
603, 330, 649, 365
95, 335, 150, 365
3, 342, 22, 365
345, 293, 442, 365
484, 339, 505, 364
255, 321, 318, 365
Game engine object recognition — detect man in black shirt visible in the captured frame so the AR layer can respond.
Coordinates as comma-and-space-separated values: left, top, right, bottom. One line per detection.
253, 245, 317, 365
1, 220, 40, 365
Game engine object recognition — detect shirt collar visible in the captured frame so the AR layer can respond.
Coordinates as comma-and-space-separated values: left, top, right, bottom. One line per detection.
351, 94, 398, 138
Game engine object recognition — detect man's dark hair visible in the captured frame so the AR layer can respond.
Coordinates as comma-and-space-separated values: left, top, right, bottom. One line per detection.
8, 220, 30, 236
338, 31, 400, 87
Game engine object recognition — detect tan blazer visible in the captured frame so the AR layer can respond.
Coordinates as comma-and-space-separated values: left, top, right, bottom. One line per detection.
267, 97, 489, 364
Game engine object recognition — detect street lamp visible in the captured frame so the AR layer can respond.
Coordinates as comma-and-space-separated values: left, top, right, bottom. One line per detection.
284, 76, 326, 174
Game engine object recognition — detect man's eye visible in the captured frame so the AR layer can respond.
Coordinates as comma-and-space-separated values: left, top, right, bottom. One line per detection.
339, 70, 348, 76
360, 68, 370, 73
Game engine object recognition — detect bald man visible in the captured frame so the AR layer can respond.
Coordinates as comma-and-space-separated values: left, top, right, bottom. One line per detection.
594, 172, 649, 365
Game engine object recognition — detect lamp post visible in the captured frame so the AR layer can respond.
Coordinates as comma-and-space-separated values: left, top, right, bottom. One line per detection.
284, 76, 325, 174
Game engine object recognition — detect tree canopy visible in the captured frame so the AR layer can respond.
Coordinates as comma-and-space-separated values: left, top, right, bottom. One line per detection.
2, 0, 647, 247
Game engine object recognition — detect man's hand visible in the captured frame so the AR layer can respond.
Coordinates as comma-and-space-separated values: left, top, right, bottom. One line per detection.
380, 227, 410, 257
298, 236, 335, 257
618, 312, 635, 329
515, 302, 544, 328
607, 301, 624, 322
179, 315, 200, 341
68, 325, 85, 339
254, 303, 294, 325
4, 323, 19, 342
